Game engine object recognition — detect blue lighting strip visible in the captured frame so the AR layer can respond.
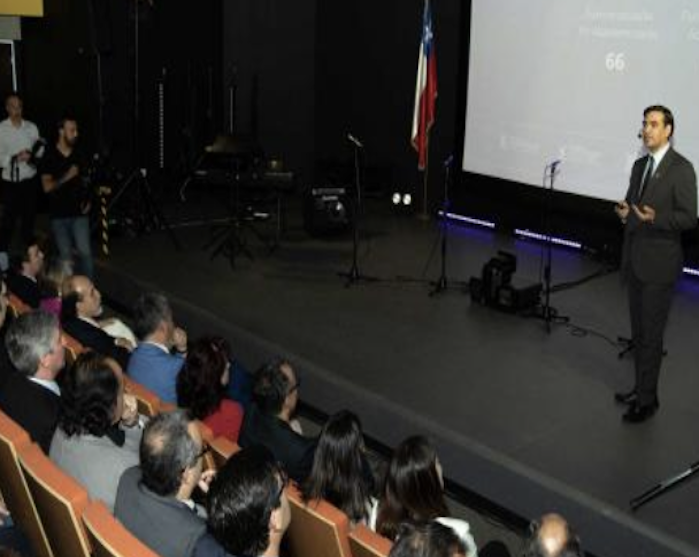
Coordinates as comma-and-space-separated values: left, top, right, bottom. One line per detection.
441, 211, 699, 277
439, 211, 495, 229
514, 228, 582, 250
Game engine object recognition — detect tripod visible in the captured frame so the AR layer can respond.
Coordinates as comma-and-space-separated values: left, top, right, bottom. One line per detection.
338, 134, 378, 287
204, 162, 254, 268
108, 0, 180, 250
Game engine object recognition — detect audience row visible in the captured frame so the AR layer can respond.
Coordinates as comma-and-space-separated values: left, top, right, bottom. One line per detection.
0, 266, 583, 557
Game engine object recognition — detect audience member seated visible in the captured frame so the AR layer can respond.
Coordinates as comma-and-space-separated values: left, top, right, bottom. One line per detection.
0, 311, 64, 453
194, 445, 290, 557
60, 275, 133, 369
239, 359, 316, 483
523, 514, 582, 557
302, 410, 375, 525
127, 292, 188, 404
0, 278, 13, 384
38, 257, 71, 317
373, 436, 478, 557
177, 337, 244, 443
49, 352, 141, 511
115, 410, 215, 557
5, 240, 44, 309
389, 522, 468, 557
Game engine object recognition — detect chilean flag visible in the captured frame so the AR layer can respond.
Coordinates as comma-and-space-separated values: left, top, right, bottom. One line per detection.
411, 0, 437, 170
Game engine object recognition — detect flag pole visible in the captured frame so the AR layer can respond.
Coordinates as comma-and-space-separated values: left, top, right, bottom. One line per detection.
420, 140, 430, 220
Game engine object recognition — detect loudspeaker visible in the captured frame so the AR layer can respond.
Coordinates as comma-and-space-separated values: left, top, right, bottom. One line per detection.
303, 186, 351, 236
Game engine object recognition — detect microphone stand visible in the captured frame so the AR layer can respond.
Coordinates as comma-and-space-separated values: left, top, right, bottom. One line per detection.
429, 156, 453, 296
540, 162, 568, 333
630, 459, 699, 511
338, 136, 378, 287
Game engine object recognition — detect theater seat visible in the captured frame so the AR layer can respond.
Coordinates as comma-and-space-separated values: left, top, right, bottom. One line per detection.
285, 484, 352, 557
7, 293, 31, 318
18, 443, 91, 557
61, 332, 87, 367
207, 436, 240, 470
124, 378, 162, 418
82, 500, 162, 557
193, 420, 216, 471
0, 410, 53, 557
349, 524, 393, 557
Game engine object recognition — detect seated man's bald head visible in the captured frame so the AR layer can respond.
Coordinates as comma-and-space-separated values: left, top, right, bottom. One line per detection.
524, 513, 582, 557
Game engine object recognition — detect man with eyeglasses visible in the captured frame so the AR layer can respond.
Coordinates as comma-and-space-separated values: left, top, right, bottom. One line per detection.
114, 410, 215, 557
239, 359, 316, 483
194, 446, 291, 557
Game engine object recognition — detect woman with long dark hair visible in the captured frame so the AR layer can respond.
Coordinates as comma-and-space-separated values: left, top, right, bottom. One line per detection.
177, 336, 244, 443
50, 352, 140, 511
373, 436, 478, 556
302, 410, 375, 524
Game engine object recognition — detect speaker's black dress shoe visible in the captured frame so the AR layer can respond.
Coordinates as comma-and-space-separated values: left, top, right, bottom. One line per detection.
614, 390, 637, 405
622, 400, 659, 423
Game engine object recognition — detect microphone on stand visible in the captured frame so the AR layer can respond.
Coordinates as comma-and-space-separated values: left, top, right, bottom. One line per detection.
443, 154, 454, 168
347, 133, 364, 149
547, 159, 562, 172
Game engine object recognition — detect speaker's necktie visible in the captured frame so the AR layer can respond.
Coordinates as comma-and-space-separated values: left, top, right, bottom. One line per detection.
637, 155, 654, 201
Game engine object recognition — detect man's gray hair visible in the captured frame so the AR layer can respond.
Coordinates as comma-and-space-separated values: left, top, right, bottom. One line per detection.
5, 311, 59, 377
133, 292, 173, 341
139, 409, 200, 496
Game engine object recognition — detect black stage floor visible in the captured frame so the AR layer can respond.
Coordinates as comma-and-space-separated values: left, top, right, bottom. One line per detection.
97, 198, 699, 557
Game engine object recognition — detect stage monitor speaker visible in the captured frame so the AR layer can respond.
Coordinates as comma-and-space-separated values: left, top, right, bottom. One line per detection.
303, 186, 351, 236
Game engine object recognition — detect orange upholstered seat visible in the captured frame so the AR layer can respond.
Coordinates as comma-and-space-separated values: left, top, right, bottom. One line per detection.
286, 483, 352, 557
349, 524, 393, 557
124, 377, 162, 418
82, 500, 163, 557
61, 332, 87, 367
207, 436, 240, 470
18, 442, 91, 557
0, 410, 53, 557
7, 293, 31, 318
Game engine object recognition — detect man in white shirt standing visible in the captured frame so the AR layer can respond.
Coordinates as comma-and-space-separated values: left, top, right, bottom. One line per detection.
0, 93, 42, 272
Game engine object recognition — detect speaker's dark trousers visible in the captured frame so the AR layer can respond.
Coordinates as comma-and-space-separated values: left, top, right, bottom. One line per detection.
628, 270, 676, 406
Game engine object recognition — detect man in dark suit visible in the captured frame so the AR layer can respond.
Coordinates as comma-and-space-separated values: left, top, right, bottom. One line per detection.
61, 275, 132, 369
239, 359, 316, 482
615, 105, 698, 423
0, 311, 64, 452
5, 240, 44, 309
115, 410, 215, 557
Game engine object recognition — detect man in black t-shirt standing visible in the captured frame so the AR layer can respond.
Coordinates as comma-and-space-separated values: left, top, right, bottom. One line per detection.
40, 116, 93, 278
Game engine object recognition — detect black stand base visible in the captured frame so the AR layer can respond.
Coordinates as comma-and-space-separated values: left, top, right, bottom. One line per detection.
109, 169, 182, 251
631, 460, 699, 511
338, 265, 380, 288
617, 336, 668, 360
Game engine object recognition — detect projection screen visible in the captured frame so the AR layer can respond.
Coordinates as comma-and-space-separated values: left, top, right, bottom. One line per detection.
462, 0, 699, 209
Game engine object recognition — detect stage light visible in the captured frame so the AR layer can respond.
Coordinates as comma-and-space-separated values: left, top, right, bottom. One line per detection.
392, 192, 402, 205
402, 193, 412, 206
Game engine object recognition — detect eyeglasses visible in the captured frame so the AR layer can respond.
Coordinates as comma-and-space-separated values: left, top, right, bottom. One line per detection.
196, 446, 211, 461
274, 467, 289, 505
287, 378, 301, 394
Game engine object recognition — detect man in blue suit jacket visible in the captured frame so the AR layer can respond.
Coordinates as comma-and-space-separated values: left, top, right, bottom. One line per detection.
127, 292, 188, 403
